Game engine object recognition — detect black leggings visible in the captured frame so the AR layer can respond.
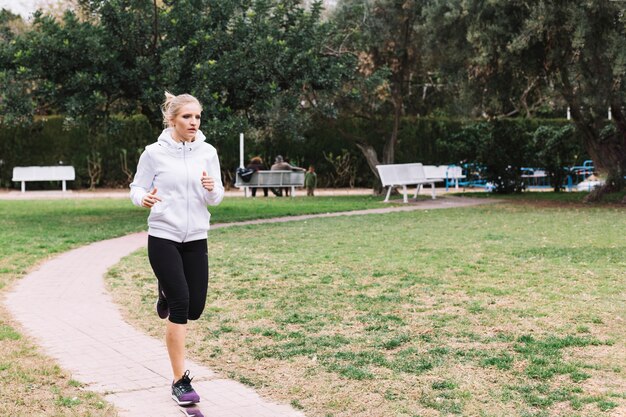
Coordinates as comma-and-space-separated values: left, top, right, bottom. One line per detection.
148, 236, 208, 324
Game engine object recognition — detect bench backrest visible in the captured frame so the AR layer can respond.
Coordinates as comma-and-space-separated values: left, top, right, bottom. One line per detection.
12, 166, 76, 181
423, 165, 447, 179
423, 165, 464, 180
446, 165, 464, 179
376, 163, 426, 186
235, 170, 305, 187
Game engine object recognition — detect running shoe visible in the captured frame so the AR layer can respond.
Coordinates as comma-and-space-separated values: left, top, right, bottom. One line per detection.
172, 370, 200, 405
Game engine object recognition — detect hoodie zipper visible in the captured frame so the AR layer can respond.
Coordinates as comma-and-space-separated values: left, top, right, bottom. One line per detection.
182, 143, 190, 242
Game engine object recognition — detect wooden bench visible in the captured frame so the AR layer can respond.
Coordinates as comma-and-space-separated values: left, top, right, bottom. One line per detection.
376, 163, 442, 203
423, 165, 466, 190
12, 166, 76, 192
234, 170, 305, 197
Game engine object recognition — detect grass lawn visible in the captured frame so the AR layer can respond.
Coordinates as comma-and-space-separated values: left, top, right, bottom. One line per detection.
1, 193, 623, 416
0, 195, 386, 417
106, 199, 626, 417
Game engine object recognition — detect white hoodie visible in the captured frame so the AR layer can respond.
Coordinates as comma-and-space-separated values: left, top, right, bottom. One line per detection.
130, 128, 224, 242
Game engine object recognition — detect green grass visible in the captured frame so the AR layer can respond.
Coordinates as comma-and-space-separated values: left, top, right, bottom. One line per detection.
459, 189, 626, 204
0, 196, 382, 290
108, 200, 626, 417
0, 195, 384, 417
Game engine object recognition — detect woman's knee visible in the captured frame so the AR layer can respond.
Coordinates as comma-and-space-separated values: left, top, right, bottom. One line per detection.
187, 312, 202, 321
187, 300, 206, 321
168, 296, 190, 324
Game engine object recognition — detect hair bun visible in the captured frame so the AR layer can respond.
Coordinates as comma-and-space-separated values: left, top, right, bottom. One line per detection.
161, 91, 202, 128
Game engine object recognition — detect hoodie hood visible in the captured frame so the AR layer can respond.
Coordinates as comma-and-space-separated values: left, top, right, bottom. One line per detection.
157, 128, 207, 155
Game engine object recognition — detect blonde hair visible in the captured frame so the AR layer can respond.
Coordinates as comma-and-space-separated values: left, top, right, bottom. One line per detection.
161, 91, 202, 127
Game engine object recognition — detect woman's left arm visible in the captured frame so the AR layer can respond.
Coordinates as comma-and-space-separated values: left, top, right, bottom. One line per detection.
202, 150, 224, 206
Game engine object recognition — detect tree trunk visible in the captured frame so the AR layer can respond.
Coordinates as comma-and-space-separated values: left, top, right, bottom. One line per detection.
382, 102, 401, 165
605, 104, 626, 190
575, 124, 625, 201
332, 120, 385, 193
560, 69, 625, 201
355, 141, 384, 194
582, 130, 626, 202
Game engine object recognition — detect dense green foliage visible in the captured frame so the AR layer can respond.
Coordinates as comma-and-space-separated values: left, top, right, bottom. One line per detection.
0, 1, 342, 140
0, 0, 623, 195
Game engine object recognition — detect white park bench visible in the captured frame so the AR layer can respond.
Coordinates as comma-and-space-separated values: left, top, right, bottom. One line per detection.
12, 166, 76, 192
234, 170, 305, 197
423, 165, 466, 190
376, 163, 442, 203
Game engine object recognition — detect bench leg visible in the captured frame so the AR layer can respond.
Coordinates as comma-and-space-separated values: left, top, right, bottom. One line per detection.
290, 186, 295, 198
62, 180, 67, 192
384, 186, 392, 202
431, 183, 436, 199
414, 184, 423, 199
402, 185, 408, 203
21, 181, 25, 192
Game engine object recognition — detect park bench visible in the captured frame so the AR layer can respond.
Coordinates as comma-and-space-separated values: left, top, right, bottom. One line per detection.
423, 165, 466, 190
376, 163, 442, 203
12, 166, 76, 192
234, 170, 305, 197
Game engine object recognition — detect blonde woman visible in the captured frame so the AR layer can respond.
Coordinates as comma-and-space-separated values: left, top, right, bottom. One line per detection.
130, 92, 224, 414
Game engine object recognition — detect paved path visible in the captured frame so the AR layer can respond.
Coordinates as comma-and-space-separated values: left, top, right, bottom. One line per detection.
3, 197, 494, 417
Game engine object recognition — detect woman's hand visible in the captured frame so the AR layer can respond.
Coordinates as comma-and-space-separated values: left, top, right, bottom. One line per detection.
201, 171, 215, 192
142, 187, 161, 208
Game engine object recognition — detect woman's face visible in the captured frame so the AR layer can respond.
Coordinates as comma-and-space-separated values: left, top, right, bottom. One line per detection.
170, 103, 202, 142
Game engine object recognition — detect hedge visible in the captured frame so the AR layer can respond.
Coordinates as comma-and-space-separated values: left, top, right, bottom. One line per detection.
0, 115, 158, 189
0, 115, 586, 190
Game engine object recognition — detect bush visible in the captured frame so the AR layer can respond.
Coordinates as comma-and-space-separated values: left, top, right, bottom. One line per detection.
476, 120, 531, 193
532, 125, 579, 191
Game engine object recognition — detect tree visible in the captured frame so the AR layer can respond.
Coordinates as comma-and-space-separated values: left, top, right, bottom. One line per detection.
437, 0, 626, 199
160, 1, 340, 141
0, 9, 35, 125
5, 1, 163, 188
329, 0, 434, 184
3, 0, 343, 183
520, 0, 626, 199
423, 0, 557, 119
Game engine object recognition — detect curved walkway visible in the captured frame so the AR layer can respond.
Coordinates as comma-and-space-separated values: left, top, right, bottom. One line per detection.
4, 197, 494, 417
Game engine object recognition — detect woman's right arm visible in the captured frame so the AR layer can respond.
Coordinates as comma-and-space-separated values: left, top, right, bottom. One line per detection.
129, 150, 155, 207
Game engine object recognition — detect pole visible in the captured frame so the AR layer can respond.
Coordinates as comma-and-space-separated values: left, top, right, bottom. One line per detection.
239, 133, 247, 197
239, 133, 244, 168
